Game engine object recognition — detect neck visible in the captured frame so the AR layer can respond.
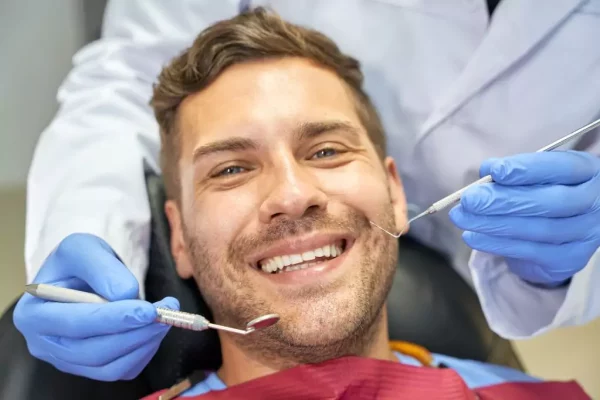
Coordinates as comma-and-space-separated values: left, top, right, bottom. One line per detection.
217, 308, 396, 387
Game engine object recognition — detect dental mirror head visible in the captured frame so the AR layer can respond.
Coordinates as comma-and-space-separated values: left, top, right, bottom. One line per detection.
207, 313, 280, 335
246, 313, 280, 331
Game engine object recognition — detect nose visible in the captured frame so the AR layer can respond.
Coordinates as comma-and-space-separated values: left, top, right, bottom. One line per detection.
258, 162, 328, 223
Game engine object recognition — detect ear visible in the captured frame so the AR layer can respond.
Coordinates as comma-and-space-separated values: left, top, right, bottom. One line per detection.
383, 157, 409, 234
164, 199, 195, 279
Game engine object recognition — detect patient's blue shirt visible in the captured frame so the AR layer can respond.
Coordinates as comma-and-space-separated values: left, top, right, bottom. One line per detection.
180, 352, 540, 397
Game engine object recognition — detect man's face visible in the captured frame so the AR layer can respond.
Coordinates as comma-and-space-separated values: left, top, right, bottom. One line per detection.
166, 57, 407, 364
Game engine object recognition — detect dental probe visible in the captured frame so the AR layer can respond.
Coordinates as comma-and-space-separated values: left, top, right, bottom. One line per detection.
371, 117, 600, 238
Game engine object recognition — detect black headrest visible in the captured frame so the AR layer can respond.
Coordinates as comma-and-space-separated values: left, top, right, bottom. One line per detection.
142, 172, 509, 391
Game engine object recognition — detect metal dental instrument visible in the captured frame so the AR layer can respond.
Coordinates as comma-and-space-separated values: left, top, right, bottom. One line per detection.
371, 117, 600, 238
25, 284, 279, 335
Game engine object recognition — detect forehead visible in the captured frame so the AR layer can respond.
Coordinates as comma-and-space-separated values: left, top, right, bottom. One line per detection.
177, 57, 362, 151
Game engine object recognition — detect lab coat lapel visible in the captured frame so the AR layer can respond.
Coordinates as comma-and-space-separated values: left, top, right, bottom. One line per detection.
419, 0, 586, 139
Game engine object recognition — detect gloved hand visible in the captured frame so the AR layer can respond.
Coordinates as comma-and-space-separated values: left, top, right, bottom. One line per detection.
13, 233, 179, 381
449, 150, 600, 286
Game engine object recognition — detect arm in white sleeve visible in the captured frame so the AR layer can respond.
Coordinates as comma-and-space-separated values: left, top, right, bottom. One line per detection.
468, 131, 600, 339
25, 0, 241, 292
468, 249, 600, 339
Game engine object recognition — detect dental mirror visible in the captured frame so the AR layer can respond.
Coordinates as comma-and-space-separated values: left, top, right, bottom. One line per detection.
207, 313, 280, 335
246, 314, 280, 331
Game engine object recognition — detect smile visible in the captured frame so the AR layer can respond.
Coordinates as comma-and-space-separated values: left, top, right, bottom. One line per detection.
258, 240, 347, 274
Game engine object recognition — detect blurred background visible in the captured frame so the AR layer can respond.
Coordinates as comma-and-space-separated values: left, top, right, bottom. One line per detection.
0, 0, 599, 397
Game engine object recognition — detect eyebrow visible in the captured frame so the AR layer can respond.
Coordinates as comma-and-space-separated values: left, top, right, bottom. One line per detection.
294, 120, 361, 143
193, 137, 258, 163
192, 120, 361, 163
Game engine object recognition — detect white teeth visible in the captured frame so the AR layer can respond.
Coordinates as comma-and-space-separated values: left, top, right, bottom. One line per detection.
284, 262, 313, 273
259, 242, 345, 273
269, 260, 277, 273
274, 256, 284, 269
290, 254, 303, 264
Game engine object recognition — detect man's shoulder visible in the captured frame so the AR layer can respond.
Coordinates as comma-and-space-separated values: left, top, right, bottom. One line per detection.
430, 353, 540, 389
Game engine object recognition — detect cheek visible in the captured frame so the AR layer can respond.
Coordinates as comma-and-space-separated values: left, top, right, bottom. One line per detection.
317, 164, 390, 216
190, 191, 260, 242
183, 164, 262, 238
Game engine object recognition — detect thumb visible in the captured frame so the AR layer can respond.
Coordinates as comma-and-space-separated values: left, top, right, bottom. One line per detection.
35, 233, 140, 301
153, 296, 180, 311
82, 235, 141, 301
479, 157, 500, 178
152, 297, 181, 330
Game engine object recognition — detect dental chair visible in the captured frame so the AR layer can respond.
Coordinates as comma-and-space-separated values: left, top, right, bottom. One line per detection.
0, 172, 524, 400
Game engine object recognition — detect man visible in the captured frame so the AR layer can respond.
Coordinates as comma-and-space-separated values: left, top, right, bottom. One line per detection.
15, 8, 590, 399
22, 1, 600, 357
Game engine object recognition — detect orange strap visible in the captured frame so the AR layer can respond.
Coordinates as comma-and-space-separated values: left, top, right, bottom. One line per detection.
389, 340, 434, 367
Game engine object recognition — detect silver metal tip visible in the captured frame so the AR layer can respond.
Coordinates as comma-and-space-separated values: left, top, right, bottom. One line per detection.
369, 221, 403, 238
24, 284, 38, 295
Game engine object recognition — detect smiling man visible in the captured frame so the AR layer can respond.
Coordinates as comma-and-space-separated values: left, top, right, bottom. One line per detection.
153, 9, 405, 382
142, 7, 587, 399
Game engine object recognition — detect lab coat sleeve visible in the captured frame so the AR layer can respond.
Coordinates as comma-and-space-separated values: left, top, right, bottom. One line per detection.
468, 249, 600, 339
468, 135, 600, 339
24, 0, 240, 294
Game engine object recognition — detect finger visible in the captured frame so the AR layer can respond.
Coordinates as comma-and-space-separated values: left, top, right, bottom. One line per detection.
47, 277, 94, 292
461, 231, 596, 273
34, 233, 140, 301
122, 338, 164, 380
480, 151, 599, 186
19, 299, 158, 338
37, 323, 169, 367
48, 334, 164, 381
15, 276, 125, 335
502, 257, 571, 286
153, 296, 180, 317
449, 205, 599, 244
13, 277, 95, 329
34, 297, 178, 367
460, 178, 599, 217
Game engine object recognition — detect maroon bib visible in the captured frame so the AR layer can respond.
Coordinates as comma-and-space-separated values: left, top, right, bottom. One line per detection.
142, 356, 590, 399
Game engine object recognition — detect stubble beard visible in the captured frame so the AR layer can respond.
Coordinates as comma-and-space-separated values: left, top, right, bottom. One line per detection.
185, 204, 398, 369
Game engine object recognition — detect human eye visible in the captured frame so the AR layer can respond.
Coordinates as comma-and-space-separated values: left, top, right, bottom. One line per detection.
211, 165, 248, 178
311, 147, 339, 159
306, 143, 354, 168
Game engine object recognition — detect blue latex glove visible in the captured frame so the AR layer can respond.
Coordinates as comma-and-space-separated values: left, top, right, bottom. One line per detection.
449, 150, 600, 286
13, 233, 179, 381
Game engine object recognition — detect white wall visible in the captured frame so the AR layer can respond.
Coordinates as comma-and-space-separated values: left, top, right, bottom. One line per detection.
0, 0, 87, 188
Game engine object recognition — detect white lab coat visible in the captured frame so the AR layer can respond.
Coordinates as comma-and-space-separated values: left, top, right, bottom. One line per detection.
25, 0, 600, 339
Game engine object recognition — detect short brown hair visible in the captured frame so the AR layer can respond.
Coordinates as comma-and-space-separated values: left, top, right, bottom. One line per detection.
150, 7, 386, 200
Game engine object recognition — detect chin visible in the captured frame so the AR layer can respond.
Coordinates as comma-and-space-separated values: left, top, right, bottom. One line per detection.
273, 287, 372, 347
